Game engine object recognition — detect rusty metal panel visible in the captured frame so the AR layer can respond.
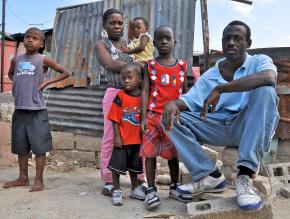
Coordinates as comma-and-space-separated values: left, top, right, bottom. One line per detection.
275, 59, 290, 140
250, 49, 290, 139
46, 0, 197, 136
277, 95, 290, 140
50, 1, 104, 88
50, 0, 196, 88
104, 0, 196, 75
275, 60, 290, 88
151, 0, 196, 72
248, 47, 290, 61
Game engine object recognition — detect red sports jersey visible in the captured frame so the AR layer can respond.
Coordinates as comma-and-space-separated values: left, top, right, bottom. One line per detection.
147, 59, 187, 114
107, 90, 141, 145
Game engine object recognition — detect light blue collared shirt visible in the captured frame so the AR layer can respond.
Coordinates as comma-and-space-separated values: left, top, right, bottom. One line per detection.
181, 53, 277, 112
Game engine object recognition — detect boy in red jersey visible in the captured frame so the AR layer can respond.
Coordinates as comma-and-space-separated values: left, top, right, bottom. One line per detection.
140, 25, 187, 210
107, 63, 146, 206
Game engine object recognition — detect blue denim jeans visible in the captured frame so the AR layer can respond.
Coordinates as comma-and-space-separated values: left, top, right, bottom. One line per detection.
165, 86, 280, 181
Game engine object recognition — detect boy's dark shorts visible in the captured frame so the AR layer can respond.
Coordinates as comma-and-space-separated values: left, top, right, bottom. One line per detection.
108, 144, 143, 175
12, 109, 53, 155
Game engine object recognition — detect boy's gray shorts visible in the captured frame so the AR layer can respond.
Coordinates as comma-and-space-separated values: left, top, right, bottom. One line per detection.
12, 109, 53, 155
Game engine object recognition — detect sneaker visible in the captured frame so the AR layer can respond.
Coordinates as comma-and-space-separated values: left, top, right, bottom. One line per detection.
177, 174, 226, 200
102, 183, 113, 196
130, 185, 146, 200
112, 189, 123, 206
144, 187, 161, 210
140, 182, 148, 193
236, 175, 262, 211
169, 183, 192, 203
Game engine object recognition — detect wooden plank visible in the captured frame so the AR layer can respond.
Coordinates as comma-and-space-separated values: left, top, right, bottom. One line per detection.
200, 0, 210, 71
231, 0, 253, 5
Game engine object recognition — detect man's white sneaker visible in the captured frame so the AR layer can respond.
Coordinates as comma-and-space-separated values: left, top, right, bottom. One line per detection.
169, 183, 192, 203
236, 175, 262, 211
112, 189, 123, 206
176, 174, 226, 200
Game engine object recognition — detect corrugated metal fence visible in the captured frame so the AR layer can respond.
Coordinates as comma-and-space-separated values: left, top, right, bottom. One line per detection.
43, 81, 106, 136
50, 0, 196, 87
50, 1, 104, 88
46, 0, 196, 136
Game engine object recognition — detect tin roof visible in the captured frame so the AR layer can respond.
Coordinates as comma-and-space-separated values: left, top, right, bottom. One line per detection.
49, 0, 196, 88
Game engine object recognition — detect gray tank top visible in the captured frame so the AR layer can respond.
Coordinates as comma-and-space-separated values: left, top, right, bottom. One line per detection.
103, 37, 133, 89
12, 53, 46, 110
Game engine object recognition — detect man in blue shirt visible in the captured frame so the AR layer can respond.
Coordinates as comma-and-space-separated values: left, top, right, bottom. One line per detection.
162, 20, 279, 211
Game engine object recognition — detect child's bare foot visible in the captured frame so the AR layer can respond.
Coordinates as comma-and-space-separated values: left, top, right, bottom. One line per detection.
3, 178, 29, 188
29, 178, 44, 192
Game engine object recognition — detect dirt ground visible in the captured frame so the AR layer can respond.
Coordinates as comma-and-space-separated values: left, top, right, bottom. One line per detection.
0, 155, 188, 219
0, 155, 290, 219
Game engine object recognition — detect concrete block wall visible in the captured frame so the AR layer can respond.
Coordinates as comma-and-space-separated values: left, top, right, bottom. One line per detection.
0, 92, 14, 123
0, 122, 17, 167
221, 147, 239, 186
51, 132, 102, 167
277, 139, 290, 163
266, 162, 290, 185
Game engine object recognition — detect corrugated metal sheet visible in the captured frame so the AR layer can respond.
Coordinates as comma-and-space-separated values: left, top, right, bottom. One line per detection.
50, 0, 196, 88
50, 1, 104, 88
47, 0, 196, 135
112, 0, 196, 74
43, 79, 106, 137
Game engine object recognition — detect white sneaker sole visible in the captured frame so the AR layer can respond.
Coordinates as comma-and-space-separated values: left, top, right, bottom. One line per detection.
129, 194, 146, 200
169, 193, 193, 203
146, 201, 161, 210
180, 186, 227, 199
239, 200, 263, 212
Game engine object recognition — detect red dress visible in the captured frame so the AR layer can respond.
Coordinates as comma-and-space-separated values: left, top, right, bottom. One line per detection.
141, 59, 187, 160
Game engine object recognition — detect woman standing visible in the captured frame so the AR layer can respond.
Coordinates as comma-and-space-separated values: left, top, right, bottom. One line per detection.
95, 8, 145, 196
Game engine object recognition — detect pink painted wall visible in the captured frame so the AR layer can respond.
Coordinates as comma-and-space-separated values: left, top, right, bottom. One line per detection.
0, 40, 17, 92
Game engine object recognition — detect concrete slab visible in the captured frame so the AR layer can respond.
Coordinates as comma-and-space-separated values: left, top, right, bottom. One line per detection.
75, 135, 102, 152
187, 197, 273, 219
51, 131, 74, 150
280, 185, 290, 198
199, 188, 236, 201
0, 122, 11, 145
253, 175, 281, 198
266, 162, 290, 177
157, 174, 171, 185
0, 122, 17, 168
179, 162, 192, 184
222, 147, 238, 167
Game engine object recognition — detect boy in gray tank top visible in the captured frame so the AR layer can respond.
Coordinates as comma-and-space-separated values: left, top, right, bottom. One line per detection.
3, 27, 71, 192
